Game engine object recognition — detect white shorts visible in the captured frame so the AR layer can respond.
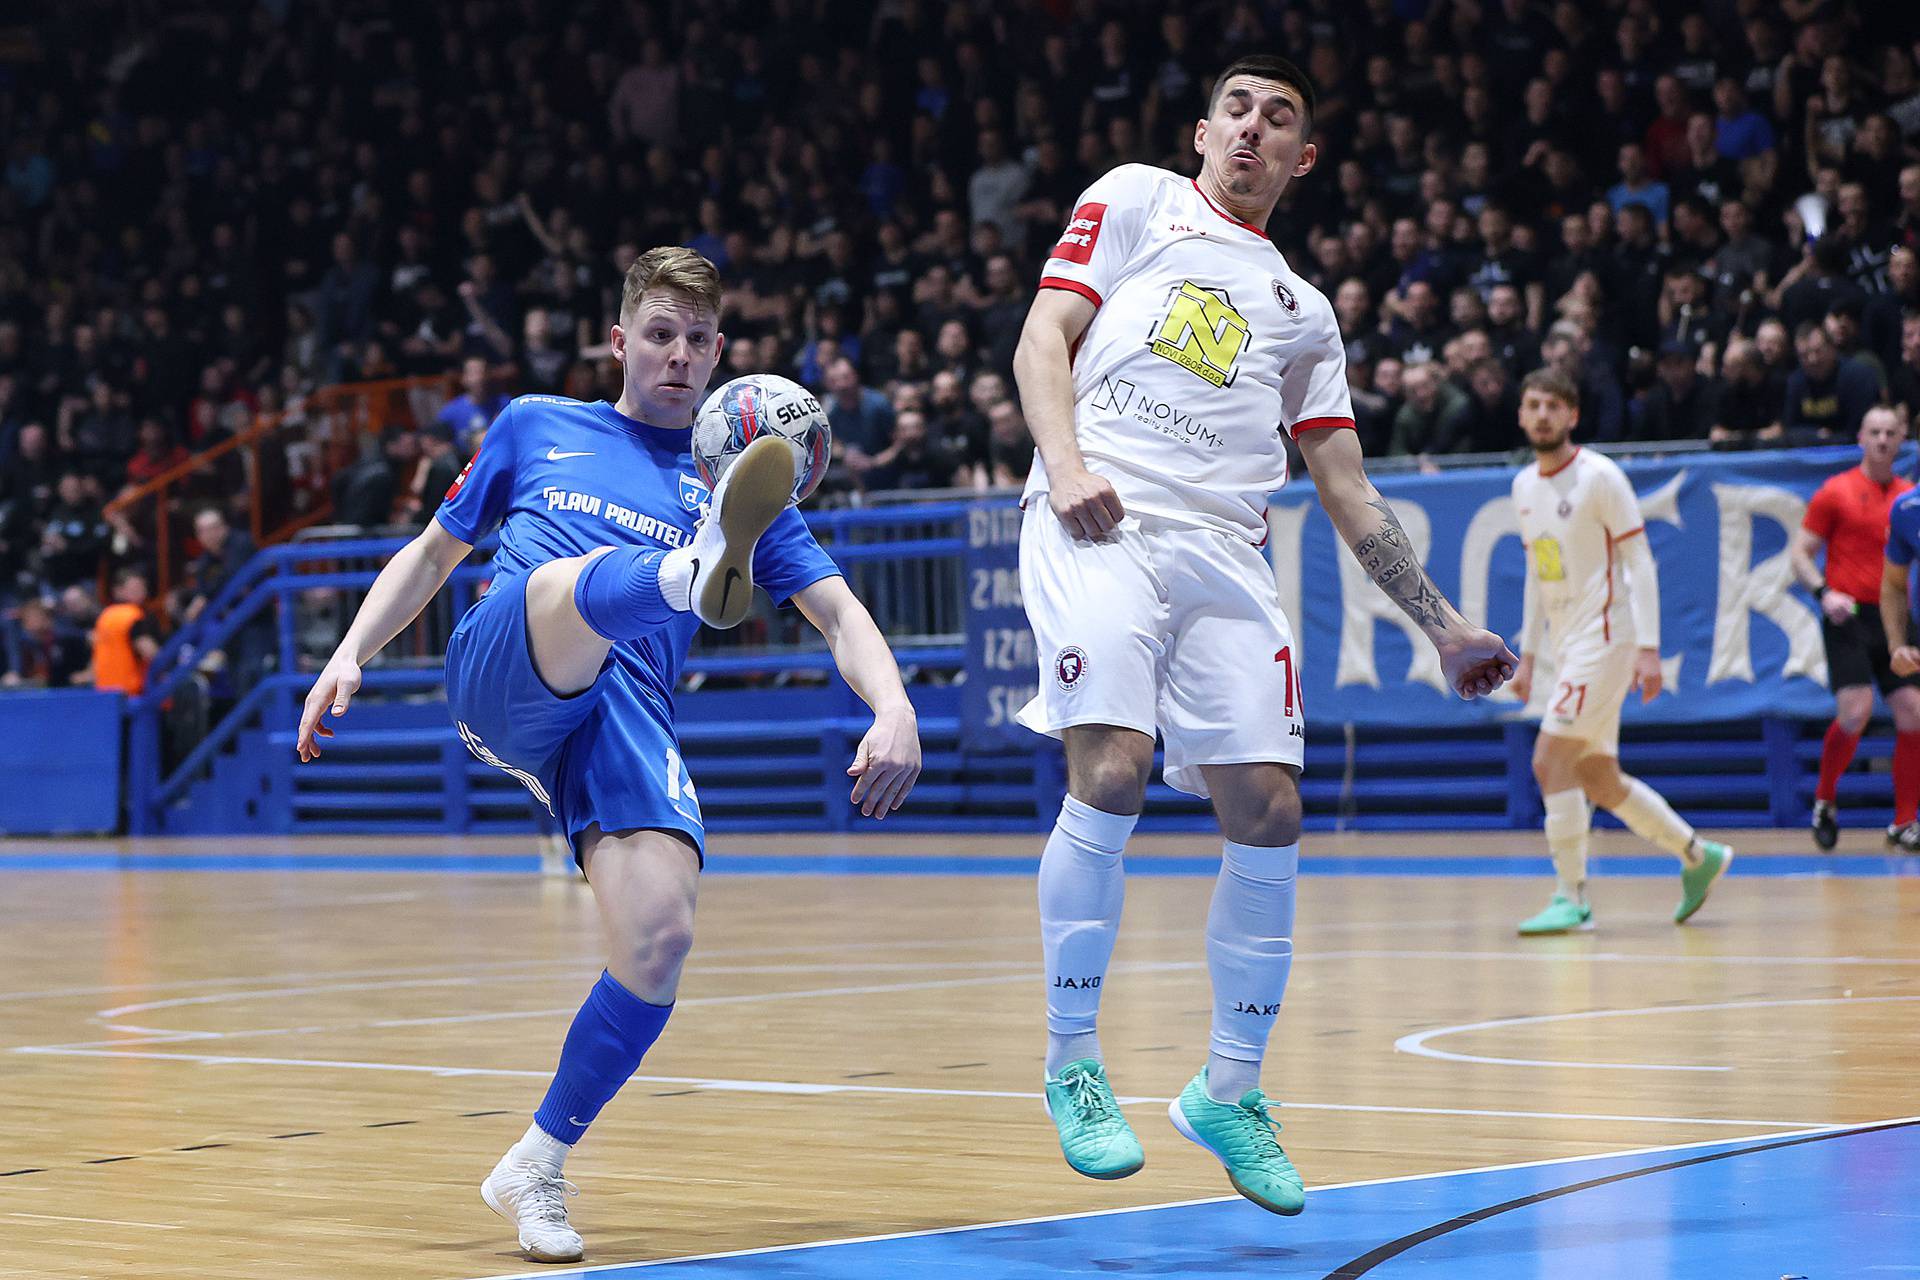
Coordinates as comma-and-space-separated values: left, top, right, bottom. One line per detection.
1538, 641, 1637, 755
1015, 504, 1304, 798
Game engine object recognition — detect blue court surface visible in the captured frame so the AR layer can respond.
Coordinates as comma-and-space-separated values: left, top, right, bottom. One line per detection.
487, 1120, 1920, 1279
4, 851, 1917, 876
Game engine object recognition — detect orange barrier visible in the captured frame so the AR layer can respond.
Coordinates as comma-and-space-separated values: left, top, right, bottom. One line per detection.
102, 374, 452, 601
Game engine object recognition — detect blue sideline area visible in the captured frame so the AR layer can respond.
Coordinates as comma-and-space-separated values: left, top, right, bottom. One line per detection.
491, 1121, 1919, 1280
2, 851, 1913, 875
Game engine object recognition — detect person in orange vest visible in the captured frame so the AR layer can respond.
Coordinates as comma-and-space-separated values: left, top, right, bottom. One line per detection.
91, 568, 160, 695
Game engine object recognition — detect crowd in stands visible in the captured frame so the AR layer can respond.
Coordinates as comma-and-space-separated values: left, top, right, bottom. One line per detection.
2, 0, 1919, 690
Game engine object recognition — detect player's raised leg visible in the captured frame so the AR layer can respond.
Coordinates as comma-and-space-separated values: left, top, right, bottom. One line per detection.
1518, 732, 1596, 935
1167, 762, 1305, 1216
482, 826, 699, 1262
1575, 754, 1732, 924
526, 436, 796, 667
1039, 724, 1150, 1179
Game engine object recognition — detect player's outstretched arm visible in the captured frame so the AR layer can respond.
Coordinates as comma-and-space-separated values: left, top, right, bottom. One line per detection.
793, 576, 923, 819
1012, 289, 1124, 541
1298, 427, 1516, 699
297, 519, 473, 761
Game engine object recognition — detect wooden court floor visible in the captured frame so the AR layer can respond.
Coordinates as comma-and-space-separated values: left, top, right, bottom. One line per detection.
0, 830, 1915, 1279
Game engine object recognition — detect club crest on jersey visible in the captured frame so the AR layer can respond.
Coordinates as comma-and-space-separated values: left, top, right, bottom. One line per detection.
680, 473, 713, 516
1271, 279, 1300, 316
1557, 498, 1573, 518
1055, 646, 1088, 691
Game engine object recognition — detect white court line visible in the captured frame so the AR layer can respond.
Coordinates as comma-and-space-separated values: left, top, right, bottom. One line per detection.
459, 1113, 1920, 1280
1396, 993, 1920, 1071
8, 1212, 183, 1231
3, 1045, 1820, 1128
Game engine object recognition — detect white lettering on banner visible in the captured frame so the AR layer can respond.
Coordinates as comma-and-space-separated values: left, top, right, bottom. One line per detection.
1708, 483, 1825, 685
1266, 504, 1311, 667
1335, 500, 1446, 692
1457, 495, 1521, 703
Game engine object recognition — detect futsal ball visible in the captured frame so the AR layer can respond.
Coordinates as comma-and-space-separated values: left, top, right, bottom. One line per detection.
693, 374, 832, 506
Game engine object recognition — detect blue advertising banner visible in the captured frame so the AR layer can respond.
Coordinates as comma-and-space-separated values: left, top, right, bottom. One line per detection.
1269, 445, 1894, 729
0, 688, 123, 833
961, 501, 1037, 751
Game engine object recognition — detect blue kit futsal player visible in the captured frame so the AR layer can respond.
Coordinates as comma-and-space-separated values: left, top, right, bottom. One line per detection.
295, 247, 922, 1263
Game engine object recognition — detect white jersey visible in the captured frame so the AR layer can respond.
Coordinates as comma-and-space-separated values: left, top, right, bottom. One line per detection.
1512, 447, 1645, 651
1023, 164, 1355, 543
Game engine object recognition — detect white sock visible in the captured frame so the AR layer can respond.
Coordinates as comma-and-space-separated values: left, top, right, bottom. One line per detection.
1608, 776, 1698, 864
1040, 795, 1136, 1076
1204, 840, 1298, 1103
1542, 788, 1590, 901
509, 1121, 571, 1176
657, 546, 696, 612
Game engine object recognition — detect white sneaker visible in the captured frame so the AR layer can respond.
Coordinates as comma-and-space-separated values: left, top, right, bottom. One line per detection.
482, 1153, 584, 1263
685, 436, 794, 629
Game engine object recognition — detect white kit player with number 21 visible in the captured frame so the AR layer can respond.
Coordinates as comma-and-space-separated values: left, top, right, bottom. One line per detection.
1507, 370, 1732, 937
1010, 54, 1516, 1216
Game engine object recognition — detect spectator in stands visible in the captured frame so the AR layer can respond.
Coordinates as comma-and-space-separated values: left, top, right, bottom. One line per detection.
435, 357, 508, 450
1890, 312, 1920, 418
1713, 77, 1776, 163
124, 418, 189, 489
333, 431, 411, 529
182, 507, 256, 625
985, 399, 1032, 488
91, 567, 158, 696
403, 426, 463, 525
1391, 362, 1474, 461
0, 598, 89, 688
823, 356, 895, 485
36, 472, 108, 591
1784, 322, 1882, 441
1457, 358, 1520, 454
1609, 143, 1672, 227
1634, 341, 1724, 441
1711, 339, 1785, 447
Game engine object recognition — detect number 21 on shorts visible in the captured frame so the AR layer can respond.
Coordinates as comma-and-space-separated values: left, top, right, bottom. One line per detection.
1274, 645, 1306, 717
1552, 682, 1587, 716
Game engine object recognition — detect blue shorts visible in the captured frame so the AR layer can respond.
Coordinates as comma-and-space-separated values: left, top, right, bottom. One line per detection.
444, 571, 705, 863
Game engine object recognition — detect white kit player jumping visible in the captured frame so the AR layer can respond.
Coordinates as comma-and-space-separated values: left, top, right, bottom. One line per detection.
1010, 54, 1515, 1215
1507, 369, 1732, 935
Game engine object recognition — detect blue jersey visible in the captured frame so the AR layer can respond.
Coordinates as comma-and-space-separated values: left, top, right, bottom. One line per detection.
435, 394, 839, 712
1887, 490, 1920, 569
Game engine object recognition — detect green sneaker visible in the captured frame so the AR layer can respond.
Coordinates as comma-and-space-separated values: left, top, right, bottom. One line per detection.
1169, 1070, 1304, 1215
1675, 841, 1733, 924
1517, 894, 1593, 935
1043, 1059, 1144, 1180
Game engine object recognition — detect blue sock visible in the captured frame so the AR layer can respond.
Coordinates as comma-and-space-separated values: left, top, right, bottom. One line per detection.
532, 970, 673, 1144
572, 546, 674, 641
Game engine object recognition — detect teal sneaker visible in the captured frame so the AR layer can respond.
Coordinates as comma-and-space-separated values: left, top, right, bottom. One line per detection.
1168, 1069, 1304, 1216
1043, 1059, 1145, 1180
1675, 841, 1733, 923
1517, 894, 1593, 935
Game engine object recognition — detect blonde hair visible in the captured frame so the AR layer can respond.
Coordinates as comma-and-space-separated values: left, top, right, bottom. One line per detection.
619, 246, 722, 324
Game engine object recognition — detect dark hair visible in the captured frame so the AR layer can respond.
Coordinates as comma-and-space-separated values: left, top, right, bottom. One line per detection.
1521, 368, 1580, 409
1208, 55, 1317, 132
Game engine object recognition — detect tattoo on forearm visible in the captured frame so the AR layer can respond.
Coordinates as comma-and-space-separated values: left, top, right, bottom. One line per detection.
1359, 498, 1453, 630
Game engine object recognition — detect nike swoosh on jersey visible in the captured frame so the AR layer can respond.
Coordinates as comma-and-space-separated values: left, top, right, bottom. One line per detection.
547, 447, 595, 460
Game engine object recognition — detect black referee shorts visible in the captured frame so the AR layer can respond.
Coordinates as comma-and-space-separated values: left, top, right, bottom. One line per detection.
1822, 603, 1920, 695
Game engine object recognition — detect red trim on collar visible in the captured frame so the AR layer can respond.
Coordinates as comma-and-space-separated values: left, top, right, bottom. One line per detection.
1190, 180, 1270, 237
1538, 446, 1582, 479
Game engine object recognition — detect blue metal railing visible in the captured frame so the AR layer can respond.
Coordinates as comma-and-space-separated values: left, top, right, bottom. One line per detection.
124, 504, 980, 833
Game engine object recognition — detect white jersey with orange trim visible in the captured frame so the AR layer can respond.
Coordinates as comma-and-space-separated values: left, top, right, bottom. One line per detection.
1023, 163, 1354, 543
1512, 447, 1646, 652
